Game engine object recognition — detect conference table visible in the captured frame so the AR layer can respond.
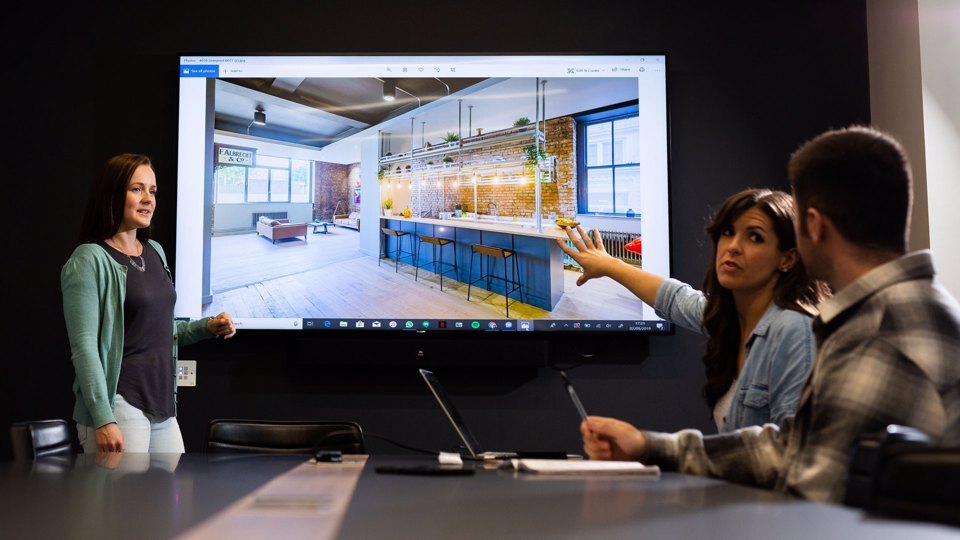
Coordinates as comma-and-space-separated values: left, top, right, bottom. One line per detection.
1, 453, 956, 539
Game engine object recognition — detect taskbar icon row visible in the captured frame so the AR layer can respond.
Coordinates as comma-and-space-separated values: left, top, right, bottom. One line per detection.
303, 318, 526, 331
542, 320, 671, 332
301, 319, 671, 332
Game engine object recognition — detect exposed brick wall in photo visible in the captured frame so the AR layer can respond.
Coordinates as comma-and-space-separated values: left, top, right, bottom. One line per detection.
393, 118, 577, 219
313, 161, 359, 220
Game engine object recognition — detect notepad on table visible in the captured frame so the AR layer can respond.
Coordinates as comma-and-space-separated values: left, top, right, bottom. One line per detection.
508, 459, 660, 475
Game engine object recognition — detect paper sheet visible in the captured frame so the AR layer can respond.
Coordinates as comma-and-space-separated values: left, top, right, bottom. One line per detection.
508, 459, 660, 475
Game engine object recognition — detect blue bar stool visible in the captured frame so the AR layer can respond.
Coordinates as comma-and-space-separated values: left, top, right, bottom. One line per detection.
467, 243, 524, 318
415, 235, 459, 291
380, 227, 414, 272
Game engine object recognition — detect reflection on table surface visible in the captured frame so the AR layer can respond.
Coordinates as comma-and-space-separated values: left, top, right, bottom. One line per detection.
1, 454, 956, 540
0, 453, 307, 540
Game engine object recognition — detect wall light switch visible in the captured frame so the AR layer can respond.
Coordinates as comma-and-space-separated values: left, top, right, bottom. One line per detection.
177, 360, 197, 387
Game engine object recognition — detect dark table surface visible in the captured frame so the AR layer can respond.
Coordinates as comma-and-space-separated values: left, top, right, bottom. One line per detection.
1, 454, 956, 539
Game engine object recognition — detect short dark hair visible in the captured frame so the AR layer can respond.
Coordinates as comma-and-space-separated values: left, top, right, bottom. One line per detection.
77, 153, 154, 246
789, 125, 912, 254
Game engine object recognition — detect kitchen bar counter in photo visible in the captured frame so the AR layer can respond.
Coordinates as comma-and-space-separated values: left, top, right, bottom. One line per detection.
381, 216, 567, 311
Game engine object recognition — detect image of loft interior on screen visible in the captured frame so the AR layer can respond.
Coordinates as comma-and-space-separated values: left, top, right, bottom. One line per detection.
176, 55, 670, 331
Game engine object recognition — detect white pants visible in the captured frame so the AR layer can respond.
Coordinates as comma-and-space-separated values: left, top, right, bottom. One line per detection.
77, 394, 185, 453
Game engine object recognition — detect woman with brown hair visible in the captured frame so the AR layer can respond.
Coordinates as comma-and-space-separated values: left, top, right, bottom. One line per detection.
62, 153, 236, 453
559, 189, 826, 431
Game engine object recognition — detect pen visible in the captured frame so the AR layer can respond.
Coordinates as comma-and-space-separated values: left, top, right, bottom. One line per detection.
559, 371, 589, 422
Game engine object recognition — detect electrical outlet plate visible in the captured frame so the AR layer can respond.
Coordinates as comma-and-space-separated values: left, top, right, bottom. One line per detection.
177, 360, 197, 387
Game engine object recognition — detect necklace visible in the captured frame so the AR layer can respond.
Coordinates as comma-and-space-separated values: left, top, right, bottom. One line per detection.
128, 253, 146, 272
107, 238, 146, 272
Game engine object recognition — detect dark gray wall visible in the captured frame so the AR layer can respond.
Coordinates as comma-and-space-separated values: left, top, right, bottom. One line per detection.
3, 0, 870, 458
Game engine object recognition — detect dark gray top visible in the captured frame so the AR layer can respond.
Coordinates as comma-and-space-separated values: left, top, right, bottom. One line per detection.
100, 241, 177, 419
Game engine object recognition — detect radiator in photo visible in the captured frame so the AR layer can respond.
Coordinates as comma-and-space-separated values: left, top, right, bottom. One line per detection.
563, 230, 641, 271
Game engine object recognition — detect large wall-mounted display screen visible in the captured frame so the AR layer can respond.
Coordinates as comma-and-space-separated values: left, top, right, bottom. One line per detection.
176, 54, 671, 334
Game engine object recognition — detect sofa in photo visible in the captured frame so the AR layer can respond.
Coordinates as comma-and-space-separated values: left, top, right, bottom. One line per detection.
256, 216, 308, 244
333, 212, 360, 230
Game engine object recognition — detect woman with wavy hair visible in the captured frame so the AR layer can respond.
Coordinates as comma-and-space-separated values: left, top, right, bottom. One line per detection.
559, 189, 826, 431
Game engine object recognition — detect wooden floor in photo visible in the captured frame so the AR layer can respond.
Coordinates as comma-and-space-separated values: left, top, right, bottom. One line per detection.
203, 230, 646, 320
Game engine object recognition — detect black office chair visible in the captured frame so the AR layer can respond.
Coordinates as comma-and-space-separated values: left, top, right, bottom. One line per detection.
10, 419, 74, 459
206, 419, 365, 454
845, 424, 960, 526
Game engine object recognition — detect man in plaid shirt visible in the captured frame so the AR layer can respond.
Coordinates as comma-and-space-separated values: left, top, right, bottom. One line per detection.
582, 126, 960, 502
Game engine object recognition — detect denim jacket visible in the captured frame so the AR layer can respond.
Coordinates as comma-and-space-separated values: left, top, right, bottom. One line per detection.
654, 279, 815, 431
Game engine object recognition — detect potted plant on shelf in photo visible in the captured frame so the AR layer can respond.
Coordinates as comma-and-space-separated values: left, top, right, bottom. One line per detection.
524, 144, 547, 165
383, 197, 393, 216
377, 167, 385, 183
524, 144, 551, 182
442, 132, 460, 147
426, 160, 435, 168
442, 156, 454, 168
513, 116, 531, 127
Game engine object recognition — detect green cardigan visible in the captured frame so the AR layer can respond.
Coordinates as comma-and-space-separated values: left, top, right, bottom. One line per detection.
61, 239, 213, 428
